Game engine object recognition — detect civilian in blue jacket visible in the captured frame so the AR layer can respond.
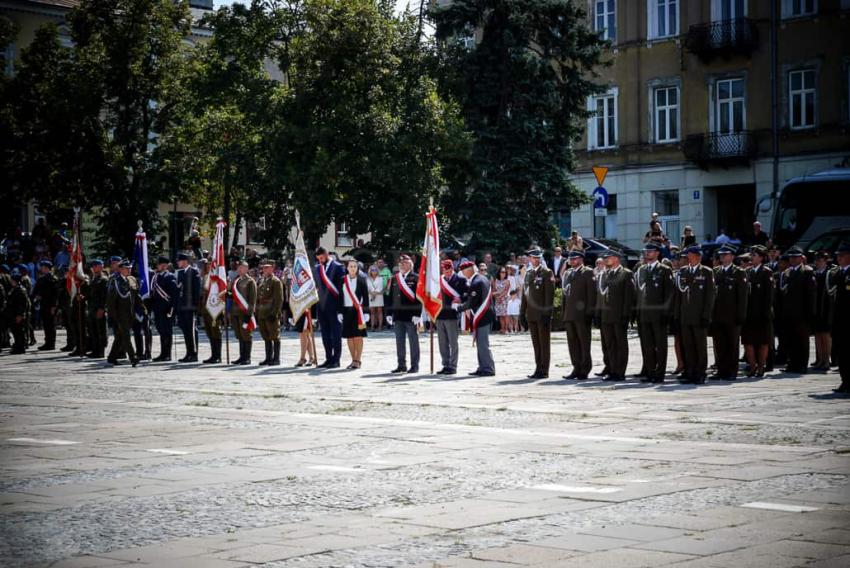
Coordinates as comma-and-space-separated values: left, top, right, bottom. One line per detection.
314, 247, 344, 368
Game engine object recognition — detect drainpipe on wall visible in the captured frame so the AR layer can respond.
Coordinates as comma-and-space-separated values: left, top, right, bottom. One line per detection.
770, 0, 779, 202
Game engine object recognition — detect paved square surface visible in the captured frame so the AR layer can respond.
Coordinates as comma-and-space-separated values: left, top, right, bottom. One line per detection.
1, 328, 848, 567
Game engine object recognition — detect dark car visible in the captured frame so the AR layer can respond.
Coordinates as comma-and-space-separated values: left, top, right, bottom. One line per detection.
582, 237, 641, 269
801, 228, 850, 260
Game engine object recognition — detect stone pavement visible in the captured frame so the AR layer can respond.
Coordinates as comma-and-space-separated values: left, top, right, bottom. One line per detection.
1, 328, 848, 568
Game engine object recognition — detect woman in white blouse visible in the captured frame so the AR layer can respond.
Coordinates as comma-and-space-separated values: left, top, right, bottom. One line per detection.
339, 259, 370, 369
366, 265, 385, 331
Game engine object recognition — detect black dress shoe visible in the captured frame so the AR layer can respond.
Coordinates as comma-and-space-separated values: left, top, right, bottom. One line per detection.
603, 375, 625, 381
651, 377, 665, 384
479, 371, 495, 377
436, 368, 448, 375
60, 345, 74, 352
833, 386, 850, 394
202, 357, 221, 364
407, 367, 418, 373
37, 344, 53, 351
391, 366, 407, 373
469, 370, 481, 376
318, 360, 331, 368
708, 374, 723, 380
563, 372, 577, 380
328, 361, 341, 369
107, 358, 123, 365
639, 376, 654, 383
527, 372, 542, 379
443, 369, 456, 375
594, 369, 610, 377
576, 375, 589, 381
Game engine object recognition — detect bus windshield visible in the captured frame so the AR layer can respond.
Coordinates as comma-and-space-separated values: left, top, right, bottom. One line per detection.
773, 178, 850, 248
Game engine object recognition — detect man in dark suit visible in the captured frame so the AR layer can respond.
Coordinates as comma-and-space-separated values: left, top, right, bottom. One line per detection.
314, 247, 344, 368
780, 246, 817, 374
436, 259, 467, 375
150, 256, 178, 362
710, 245, 748, 380
561, 250, 596, 380
676, 245, 716, 384
387, 254, 421, 373
550, 246, 567, 287
521, 248, 554, 379
635, 243, 674, 383
454, 261, 496, 376
831, 243, 850, 394
175, 252, 201, 363
596, 250, 635, 381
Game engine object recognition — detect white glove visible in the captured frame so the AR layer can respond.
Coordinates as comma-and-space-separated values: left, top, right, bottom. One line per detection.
337, 314, 344, 323
288, 318, 294, 325
412, 316, 421, 326
386, 315, 393, 325
451, 303, 461, 311
363, 314, 370, 323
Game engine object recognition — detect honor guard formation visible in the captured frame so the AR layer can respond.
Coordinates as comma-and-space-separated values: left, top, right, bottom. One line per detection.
2, 229, 849, 396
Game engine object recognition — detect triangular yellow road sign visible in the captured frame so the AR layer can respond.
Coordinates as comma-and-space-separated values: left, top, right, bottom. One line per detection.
592, 166, 608, 187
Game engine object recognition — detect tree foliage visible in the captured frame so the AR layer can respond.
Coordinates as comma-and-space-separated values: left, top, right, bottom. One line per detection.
430, 0, 608, 255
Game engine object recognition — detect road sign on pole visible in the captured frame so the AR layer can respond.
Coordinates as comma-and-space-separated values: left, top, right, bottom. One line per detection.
592, 186, 609, 209
592, 166, 608, 187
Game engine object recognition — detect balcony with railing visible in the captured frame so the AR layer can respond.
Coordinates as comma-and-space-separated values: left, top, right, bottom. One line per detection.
683, 131, 757, 168
685, 18, 759, 62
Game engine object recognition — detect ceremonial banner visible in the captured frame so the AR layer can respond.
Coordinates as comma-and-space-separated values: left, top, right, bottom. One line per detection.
289, 211, 319, 319
66, 208, 84, 300
133, 223, 151, 300
416, 208, 442, 321
206, 218, 227, 319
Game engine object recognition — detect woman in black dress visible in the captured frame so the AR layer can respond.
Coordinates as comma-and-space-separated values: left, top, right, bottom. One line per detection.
742, 246, 774, 377
339, 259, 369, 369
812, 251, 835, 370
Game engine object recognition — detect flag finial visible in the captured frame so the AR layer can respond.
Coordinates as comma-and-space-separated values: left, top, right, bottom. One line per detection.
137, 220, 143, 230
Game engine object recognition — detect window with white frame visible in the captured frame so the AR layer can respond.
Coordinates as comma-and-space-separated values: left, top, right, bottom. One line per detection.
587, 89, 618, 150
789, 68, 816, 129
782, 0, 817, 18
714, 77, 745, 134
595, 0, 616, 42
653, 86, 680, 143
649, 0, 678, 39
335, 222, 354, 248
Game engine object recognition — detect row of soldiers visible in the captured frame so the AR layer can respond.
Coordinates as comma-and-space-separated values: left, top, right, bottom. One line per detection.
518, 241, 850, 394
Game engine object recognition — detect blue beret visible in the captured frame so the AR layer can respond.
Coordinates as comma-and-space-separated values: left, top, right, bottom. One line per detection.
109, 255, 122, 263
39, 260, 53, 268
89, 259, 103, 266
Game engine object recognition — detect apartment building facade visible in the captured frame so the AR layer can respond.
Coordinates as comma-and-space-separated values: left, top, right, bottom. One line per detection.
568, 0, 850, 249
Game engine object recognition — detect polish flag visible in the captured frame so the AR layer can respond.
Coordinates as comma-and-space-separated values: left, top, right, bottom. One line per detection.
66, 210, 84, 300
206, 218, 227, 319
416, 208, 443, 321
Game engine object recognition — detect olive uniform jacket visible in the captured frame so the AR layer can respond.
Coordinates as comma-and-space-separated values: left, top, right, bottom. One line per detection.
256, 275, 284, 321
634, 262, 674, 322
521, 265, 555, 323
561, 265, 596, 322
779, 265, 817, 323
745, 265, 774, 323
596, 266, 635, 324
712, 264, 748, 325
675, 264, 716, 326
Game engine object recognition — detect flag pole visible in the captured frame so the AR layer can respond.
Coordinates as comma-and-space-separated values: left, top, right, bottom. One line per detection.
75, 207, 84, 359
428, 203, 435, 375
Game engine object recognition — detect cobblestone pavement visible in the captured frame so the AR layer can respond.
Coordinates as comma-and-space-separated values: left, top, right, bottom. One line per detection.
1, 328, 849, 568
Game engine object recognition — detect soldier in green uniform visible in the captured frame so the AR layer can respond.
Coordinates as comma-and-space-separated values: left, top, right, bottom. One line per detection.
56, 266, 74, 352
635, 243, 674, 383
86, 259, 109, 359
831, 243, 850, 394
561, 250, 596, 380
230, 260, 257, 365
710, 245, 748, 380
6, 268, 31, 354
521, 248, 554, 379
0, 271, 6, 353
199, 259, 224, 364
105, 260, 138, 366
742, 245, 774, 377
596, 250, 635, 381
19, 268, 36, 346
257, 259, 283, 366
676, 245, 716, 384
779, 246, 817, 373
0, 264, 12, 350
33, 260, 59, 351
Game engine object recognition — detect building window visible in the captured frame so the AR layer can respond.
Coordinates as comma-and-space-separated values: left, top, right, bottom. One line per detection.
789, 68, 816, 129
595, 0, 616, 42
712, 0, 746, 22
587, 88, 618, 150
714, 77, 745, 133
782, 0, 817, 18
335, 223, 354, 248
654, 190, 680, 240
653, 86, 680, 143
649, 0, 678, 39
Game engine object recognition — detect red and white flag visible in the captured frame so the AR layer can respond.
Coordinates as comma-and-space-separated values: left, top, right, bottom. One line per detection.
416, 208, 442, 321
66, 209, 84, 300
205, 218, 228, 319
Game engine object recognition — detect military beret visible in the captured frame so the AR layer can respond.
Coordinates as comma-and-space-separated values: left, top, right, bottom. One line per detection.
156, 256, 170, 265
526, 248, 543, 258
39, 260, 53, 268
836, 242, 850, 255
176, 252, 190, 261
441, 259, 453, 269
750, 245, 767, 256
458, 260, 475, 271
685, 245, 702, 255
398, 254, 412, 262
89, 259, 103, 267
642, 243, 662, 252
109, 255, 122, 263
785, 246, 804, 257
717, 245, 737, 255
568, 250, 585, 258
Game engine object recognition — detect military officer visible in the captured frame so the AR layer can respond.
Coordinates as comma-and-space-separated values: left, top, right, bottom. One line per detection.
710, 245, 748, 380
742, 245, 774, 378
0, 264, 12, 350
106, 255, 124, 358
436, 259, 467, 375
561, 250, 596, 380
230, 260, 257, 365
175, 252, 201, 363
831, 243, 850, 394
387, 254, 422, 373
6, 268, 30, 354
199, 259, 224, 364
69, 268, 89, 357
86, 259, 109, 358
634, 243, 674, 383
150, 256, 178, 362
132, 263, 153, 361
779, 246, 817, 374
596, 250, 635, 381
521, 248, 554, 379
676, 245, 716, 384
32, 260, 59, 351
106, 260, 138, 366
453, 260, 496, 376
256, 259, 283, 366
0, 273, 6, 353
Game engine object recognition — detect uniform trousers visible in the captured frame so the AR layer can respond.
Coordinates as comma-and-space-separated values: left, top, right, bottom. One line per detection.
474, 324, 495, 374
712, 322, 740, 378
681, 324, 708, 379
527, 319, 551, 375
787, 320, 811, 372
564, 319, 592, 376
638, 319, 667, 379
394, 320, 420, 369
436, 319, 459, 371
600, 322, 628, 377
41, 307, 56, 347
177, 310, 198, 356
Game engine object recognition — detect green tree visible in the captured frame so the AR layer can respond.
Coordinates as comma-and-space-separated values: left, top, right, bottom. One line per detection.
431, 0, 608, 256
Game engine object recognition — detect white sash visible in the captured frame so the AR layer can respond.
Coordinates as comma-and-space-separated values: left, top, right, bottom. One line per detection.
152, 273, 171, 301
319, 262, 339, 297
472, 276, 493, 333
343, 276, 365, 329
232, 280, 256, 331
396, 272, 416, 301
440, 275, 461, 302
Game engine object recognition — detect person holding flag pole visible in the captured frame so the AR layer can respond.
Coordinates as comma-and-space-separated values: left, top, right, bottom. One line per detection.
288, 211, 320, 367
230, 260, 257, 365
204, 218, 228, 364
132, 221, 153, 361
435, 258, 467, 375
452, 261, 496, 376
415, 206, 444, 374
65, 207, 87, 358
388, 253, 422, 373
